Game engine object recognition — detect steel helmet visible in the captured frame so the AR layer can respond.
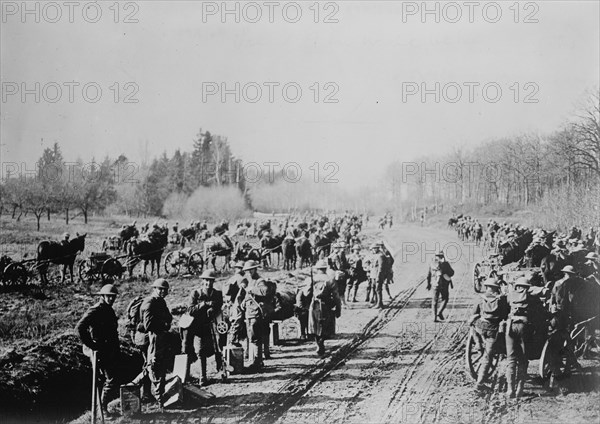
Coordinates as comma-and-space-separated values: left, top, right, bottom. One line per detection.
152, 278, 170, 290
243, 260, 259, 271
561, 265, 576, 274
514, 277, 531, 287
96, 284, 118, 296
200, 270, 217, 280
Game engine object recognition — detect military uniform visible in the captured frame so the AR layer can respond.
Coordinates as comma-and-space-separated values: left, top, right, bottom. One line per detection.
426, 256, 454, 321
347, 251, 367, 302
469, 282, 509, 389
505, 279, 536, 398
303, 269, 342, 355
141, 293, 172, 407
240, 275, 275, 369
328, 248, 350, 306
226, 271, 248, 345
367, 248, 386, 308
76, 300, 120, 410
181, 287, 223, 380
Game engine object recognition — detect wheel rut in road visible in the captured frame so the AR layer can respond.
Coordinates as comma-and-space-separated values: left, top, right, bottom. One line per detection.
243, 276, 427, 424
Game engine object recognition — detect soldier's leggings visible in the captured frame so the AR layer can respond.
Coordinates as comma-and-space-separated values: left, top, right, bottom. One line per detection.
505, 322, 531, 394
476, 329, 498, 385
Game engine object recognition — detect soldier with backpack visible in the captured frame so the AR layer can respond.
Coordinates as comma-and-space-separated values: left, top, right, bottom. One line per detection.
76, 283, 120, 417
427, 251, 455, 322
468, 278, 509, 392
505, 277, 535, 398
140, 278, 173, 410
181, 270, 224, 385
380, 242, 395, 302
303, 259, 342, 356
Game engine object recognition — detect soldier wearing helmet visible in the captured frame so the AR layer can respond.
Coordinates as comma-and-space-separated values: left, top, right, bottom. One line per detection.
347, 245, 367, 303
328, 242, 350, 308
366, 243, 386, 308
239, 260, 276, 371
181, 270, 224, 385
140, 278, 173, 410
426, 251, 455, 322
468, 278, 509, 392
505, 276, 539, 398
76, 282, 120, 416
302, 259, 342, 356
226, 262, 248, 347
61, 232, 70, 247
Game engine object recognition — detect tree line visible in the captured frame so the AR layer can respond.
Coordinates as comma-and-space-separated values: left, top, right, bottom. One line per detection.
384, 90, 600, 230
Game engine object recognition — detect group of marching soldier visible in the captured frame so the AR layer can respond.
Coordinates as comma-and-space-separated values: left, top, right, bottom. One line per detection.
75, 213, 397, 416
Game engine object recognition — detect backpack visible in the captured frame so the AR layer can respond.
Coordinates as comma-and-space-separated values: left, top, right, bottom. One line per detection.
126, 295, 144, 332
481, 295, 501, 320
508, 290, 529, 317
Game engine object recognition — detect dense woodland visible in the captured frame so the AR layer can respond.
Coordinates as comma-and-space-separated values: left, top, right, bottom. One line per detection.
1, 91, 598, 231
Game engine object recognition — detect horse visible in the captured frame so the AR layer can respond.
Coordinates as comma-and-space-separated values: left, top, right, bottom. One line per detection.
204, 234, 233, 271
523, 243, 551, 268
126, 228, 168, 278
314, 230, 336, 259
296, 237, 313, 268
261, 234, 284, 268
37, 233, 87, 284
282, 237, 296, 270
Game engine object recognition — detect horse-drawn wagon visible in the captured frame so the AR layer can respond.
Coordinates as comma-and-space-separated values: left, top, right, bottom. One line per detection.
0, 255, 32, 286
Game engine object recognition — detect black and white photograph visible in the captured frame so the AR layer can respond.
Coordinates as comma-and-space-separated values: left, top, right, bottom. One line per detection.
1, 1, 599, 423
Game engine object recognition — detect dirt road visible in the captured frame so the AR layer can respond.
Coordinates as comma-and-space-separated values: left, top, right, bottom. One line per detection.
85, 224, 599, 424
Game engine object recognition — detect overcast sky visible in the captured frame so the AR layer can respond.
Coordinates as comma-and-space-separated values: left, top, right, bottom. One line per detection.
1, 1, 599, 188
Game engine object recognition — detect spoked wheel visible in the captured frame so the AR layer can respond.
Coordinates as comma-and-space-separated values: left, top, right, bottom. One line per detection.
473, 263, 483, 293
187, 252, 204, 275
78, 260, 93, 283
164, 251, 182, 277
539, 333, 574, 379
465, 327, 499, 380
3, 262, 28, 286
100, 258, 124, 282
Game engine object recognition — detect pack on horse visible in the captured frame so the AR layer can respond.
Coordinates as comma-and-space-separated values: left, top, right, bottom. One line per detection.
37, 233, 87, 284
117, 223, 139, 252
261, 234, 284, 268
314, 230, 337, 260
204, 233, 234, 271
126, 227, 168, 278
499, 231, 533, 266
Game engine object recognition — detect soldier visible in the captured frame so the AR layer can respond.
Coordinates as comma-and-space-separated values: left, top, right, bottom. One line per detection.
140, 278, 173, 410
239, 261, 272, 371
303, 259, 342, 355
226, 262, 248, 347
366, 243, 386, 308
380, 242, 395, 301
467, 278, 509, 392
505, 277, 536, 398
76, 283, 120, 416
61, 232, 70, 247
426, 251, 455, 322
347, 245, 367, 303
181, 270, 224, 385
328, 242, 350, 308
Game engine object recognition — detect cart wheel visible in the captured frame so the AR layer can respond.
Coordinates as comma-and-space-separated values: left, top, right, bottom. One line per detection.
465, 327, 500, 380
216, 320, 229, 335
539, 334, 569, 379
473, 263, 483, 293
466, 328, 482, 379
164, 252, 181, 277
101, 258, 124, 282
188, 252, 204, 275
78, 260, 92, 283
4, 262, 27, 286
